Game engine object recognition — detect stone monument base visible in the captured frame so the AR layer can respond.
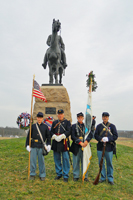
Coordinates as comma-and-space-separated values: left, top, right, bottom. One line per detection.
33, 85, 72, 123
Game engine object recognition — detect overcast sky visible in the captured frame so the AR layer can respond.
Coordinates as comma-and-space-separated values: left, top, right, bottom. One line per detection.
0, 0, 133, 130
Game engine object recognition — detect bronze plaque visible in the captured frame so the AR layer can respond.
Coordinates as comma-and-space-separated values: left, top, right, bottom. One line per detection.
45, 107, 56, 114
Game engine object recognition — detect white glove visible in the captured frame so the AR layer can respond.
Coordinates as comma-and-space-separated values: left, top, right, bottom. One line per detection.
102, 137, 109, 142
52, 134, 56, 140
46, 145, 51, 152
54, 135, 58, 142
55, 135, 62, 142
55, 134, 66, 142
26, 145, 31, 152
59, 134, 66, 140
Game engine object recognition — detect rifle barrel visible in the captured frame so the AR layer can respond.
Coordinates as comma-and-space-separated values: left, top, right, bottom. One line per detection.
93, 131, 108, 185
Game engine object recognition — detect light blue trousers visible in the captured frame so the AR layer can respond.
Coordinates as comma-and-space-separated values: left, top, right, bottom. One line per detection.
53, 151, 70, 179
30, 148, 46, 178
73, 148, 88, 179
97, 150, 113, 182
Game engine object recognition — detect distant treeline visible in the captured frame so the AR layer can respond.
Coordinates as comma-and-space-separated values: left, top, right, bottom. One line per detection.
118, 130, 133, 138
0, 127, 133, 138
0, 127, 27, 137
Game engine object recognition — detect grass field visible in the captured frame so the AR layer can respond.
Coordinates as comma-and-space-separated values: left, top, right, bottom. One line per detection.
0, 138, 133, 200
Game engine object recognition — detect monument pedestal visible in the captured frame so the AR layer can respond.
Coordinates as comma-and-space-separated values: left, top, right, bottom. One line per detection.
33, 85, 72, 123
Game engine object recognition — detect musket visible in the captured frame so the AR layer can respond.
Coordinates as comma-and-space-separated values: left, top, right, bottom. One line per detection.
68, 149, 73, 170
93, 130, 107, 185
64, 138, 73, 170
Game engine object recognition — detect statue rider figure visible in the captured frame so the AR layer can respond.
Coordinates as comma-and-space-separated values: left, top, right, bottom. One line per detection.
42, 25, 67, 69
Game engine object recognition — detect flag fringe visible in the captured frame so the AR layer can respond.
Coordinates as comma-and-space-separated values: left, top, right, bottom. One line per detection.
82, 155, 92, 182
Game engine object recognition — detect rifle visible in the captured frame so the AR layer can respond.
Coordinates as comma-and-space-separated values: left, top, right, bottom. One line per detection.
67, 144, 73, 170
64, 138, 73, 170
93, 130, 107, 185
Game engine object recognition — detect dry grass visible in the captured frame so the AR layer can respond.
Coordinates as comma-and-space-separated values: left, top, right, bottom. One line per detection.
0, 137, 16, 140
116, 137, 133, 148
91, 137, 133, 148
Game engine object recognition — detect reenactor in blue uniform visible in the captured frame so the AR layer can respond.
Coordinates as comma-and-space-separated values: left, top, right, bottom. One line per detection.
26, 112, 51, 181
70, 112, 93, 181
94, 112, 118, 185
50, 109, 71, 182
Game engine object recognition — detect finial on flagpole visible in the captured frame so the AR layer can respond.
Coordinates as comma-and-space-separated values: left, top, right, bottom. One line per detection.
33, 74, 35, 80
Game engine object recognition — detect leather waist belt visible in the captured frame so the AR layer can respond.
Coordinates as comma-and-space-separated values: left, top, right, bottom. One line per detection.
31, 138, 42, 144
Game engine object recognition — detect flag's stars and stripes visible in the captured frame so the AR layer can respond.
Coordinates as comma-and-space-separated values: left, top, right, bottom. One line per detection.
33, 80, 47, 102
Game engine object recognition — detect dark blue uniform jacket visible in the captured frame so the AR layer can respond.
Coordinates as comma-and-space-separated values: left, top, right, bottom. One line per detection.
50, 119, 71, 152
70, 122, 93, 156
94, 122, 118, 152
26, 123, 51, 148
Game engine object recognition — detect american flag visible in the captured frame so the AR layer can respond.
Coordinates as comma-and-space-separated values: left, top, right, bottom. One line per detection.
33, 80, 47, 102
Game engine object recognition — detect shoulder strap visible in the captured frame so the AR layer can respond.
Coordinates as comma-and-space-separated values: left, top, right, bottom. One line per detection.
77, 124, 85, 135
102, 123, 113, 136
76, 122, 79, 136
76, 122, 85, 137
53, 119, 65, 129
36, 123, 47, 149
99, 122, 111, 136
60, 123, 66, 132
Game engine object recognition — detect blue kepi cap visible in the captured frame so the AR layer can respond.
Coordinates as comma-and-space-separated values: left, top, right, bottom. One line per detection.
57, 109, 64, 114
102, 112, 110, 117
37, 112, 43, 118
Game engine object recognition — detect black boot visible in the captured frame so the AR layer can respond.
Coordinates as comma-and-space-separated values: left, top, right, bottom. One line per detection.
108, 181, 114, 185
84, 178, 89, 182
54, 175, 62, 180
63, 63, 67, 69
73, 178, 79, 182
40, 177, 45, 181
42, 63, 47, 69
99, 179, 106, 183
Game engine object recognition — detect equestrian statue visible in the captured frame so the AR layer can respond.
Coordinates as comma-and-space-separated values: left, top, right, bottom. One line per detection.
42, 19, 67, 84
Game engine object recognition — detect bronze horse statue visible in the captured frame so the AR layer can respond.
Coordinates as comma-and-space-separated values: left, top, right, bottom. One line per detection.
42, 19, 67, 84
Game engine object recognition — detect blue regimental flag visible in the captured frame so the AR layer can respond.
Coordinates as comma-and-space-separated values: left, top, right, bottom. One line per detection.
82, 83, 92, 181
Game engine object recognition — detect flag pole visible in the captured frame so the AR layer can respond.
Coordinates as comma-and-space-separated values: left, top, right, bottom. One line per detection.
28, 74, 35, 180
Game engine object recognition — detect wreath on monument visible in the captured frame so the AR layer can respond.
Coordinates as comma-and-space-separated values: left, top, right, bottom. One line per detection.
44, 116, 54, 130
86, 71, 98, 92
16, 113, 32, 130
